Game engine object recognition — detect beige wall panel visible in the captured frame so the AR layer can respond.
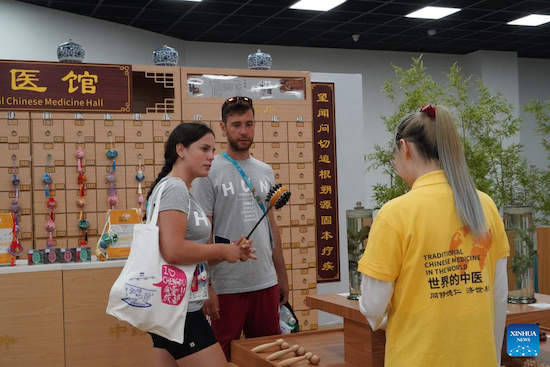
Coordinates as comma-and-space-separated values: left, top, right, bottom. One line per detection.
273, 205, 291, 227
279, 226, 292, 249
33, 142, 66, 167
65, 142, 96, 168
249, 143, 264, 161
291, 247, 316, 269
96, 166, 127, 190
63, 119, 95, 143
292, 268, 317, 291
33, 166, 66, 191
292, 288, 317, 311
0, 271, 65, 367
270, 163, 289, 184
288, 142, 313, 163
290, 204, 316, 226
0, 166, 31, 191
66, 188, 98, 213
96, 187, 127, 213
0, 143, 31, 167
66, 210, 98, 237
264, 142, 289, 164
66, 165, 97, 190
153, 120, 177, 143
298, 309, 318, 331
125, 143, 155, 166
0, 118, 31, 144
263, 121, 288, 142
63, 267, 153, 367
34, 213, 67, 240
94, 120, 125, 143
124, 120, 154, 143
289, 163, 313, 184
289, 184, 314, 205
291, 225, 316, 249
95, 142, 126, 166
288, 121, 312, 142
35, 188, 67, 214
124, 165, 155, 189
32, 119, 64, 143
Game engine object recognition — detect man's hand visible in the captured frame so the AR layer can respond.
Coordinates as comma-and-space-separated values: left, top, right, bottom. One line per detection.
202, 285, 220, 320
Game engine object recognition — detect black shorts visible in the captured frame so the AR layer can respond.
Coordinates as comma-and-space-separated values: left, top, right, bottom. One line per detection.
149, 310, 217, 360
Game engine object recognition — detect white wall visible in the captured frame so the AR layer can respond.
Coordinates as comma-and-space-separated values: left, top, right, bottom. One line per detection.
519, 58, 550, 170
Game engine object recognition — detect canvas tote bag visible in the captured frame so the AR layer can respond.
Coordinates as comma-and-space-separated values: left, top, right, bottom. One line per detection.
106, 180, 196, 343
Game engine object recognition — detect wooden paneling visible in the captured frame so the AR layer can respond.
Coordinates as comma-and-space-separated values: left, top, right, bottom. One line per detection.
0, 270, 65, 367
63, 267, 153, 367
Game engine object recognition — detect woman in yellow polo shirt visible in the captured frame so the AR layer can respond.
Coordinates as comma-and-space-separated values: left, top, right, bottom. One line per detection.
358, 105, 510, 367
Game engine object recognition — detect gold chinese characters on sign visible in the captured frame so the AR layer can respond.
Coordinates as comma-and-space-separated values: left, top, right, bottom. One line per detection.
0, 60, 132, 112
312, 83, 339, 283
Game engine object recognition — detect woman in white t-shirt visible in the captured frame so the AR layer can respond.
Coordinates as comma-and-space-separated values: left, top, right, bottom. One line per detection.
146, 122, 256, 366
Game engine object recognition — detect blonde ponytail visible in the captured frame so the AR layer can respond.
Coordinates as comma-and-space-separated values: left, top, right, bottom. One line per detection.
434, 106, 487, 240
394, 105, 487, 239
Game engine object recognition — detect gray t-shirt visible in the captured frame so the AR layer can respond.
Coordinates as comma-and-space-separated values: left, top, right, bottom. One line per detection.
193, 154, 278, 295
149, 176, 211, 312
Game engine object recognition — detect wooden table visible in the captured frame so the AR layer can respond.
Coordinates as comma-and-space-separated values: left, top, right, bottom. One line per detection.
306, 293, 550, 367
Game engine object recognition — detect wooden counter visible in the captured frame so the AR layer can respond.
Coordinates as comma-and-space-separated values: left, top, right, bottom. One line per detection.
0, 259, 152, 367
306, 293, 550, 367
0, 269, 64, 367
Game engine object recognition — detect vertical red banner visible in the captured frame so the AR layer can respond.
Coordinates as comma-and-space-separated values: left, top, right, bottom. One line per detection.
312, 83, 339, 283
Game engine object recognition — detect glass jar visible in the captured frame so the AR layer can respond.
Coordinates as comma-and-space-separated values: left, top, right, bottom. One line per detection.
346, 202, 372, 300
504, 205, 537, 304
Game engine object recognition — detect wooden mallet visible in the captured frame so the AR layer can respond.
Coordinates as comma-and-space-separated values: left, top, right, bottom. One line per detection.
251, 338, 287, 353
278, 352, 321, 366
267, 345, 305, 361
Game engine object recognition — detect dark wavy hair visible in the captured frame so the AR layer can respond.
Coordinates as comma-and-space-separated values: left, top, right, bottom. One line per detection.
147, 122, 214, 204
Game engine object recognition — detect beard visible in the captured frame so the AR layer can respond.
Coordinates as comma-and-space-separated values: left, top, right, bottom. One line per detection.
228, 135, 253, 152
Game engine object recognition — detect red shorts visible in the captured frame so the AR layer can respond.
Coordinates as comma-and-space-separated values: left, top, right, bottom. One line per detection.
211, 285, 281, 360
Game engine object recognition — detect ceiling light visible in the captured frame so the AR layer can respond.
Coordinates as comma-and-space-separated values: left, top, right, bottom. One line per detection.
405, 6, 461, 20
290, 0, 347, 12
181, 0, 202, 2
508, 14, 550, 26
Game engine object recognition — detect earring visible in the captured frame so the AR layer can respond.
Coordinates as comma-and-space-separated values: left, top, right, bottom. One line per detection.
181, 155, 185, 160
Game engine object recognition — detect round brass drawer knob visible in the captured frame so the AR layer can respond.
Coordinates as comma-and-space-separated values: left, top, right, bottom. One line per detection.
11, 130, 17, 136
298, 132, 303, 137
274, 153, 279, 158
301, 215, 306, 220
300, 194, 305, 199
137, 131, 142, 137
275, 174, 280, 179
302, 258, 306, 263
274, 132, 278, 137
299, 152, 303, 157
278, 216, 282, 220
299, 173, 304, 178
45, 130, 50, 136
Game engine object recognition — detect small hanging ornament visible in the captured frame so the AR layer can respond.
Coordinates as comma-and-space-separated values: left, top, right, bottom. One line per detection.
136, 154, 145, 214
106, 132, 118, 159
10, 200, 21, 214
77, 171, 87, 184
47, 197, 58, 210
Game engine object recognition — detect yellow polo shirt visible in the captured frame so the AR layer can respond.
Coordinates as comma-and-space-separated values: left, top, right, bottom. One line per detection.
358, 170, 509, 367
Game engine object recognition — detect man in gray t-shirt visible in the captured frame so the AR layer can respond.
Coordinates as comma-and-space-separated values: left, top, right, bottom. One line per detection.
193, 97, 288, 360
